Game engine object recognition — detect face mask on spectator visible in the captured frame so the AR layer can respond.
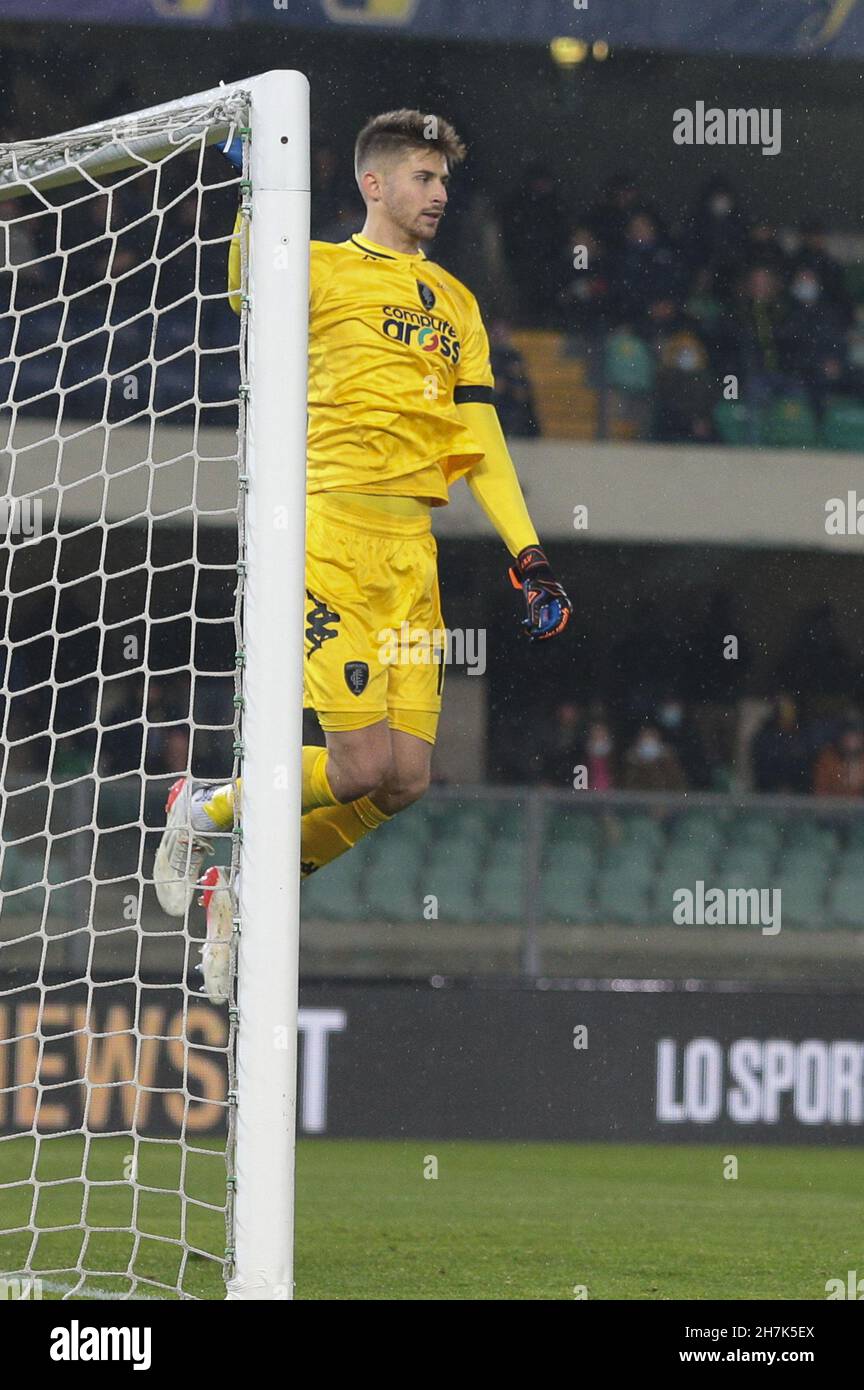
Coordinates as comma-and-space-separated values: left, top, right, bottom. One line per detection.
659, 703, 683, 729
791, 277, 820, 304
637, 735, 663, 761
675, 347, 701, 371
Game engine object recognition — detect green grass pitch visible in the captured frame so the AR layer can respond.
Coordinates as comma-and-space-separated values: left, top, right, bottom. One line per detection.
0, 1137, 861, 1299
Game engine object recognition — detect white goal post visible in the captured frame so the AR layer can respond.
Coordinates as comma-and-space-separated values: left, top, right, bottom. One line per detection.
0, 71, 309, 1300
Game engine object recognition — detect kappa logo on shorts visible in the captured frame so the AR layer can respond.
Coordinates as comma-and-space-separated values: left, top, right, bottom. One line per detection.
416, 279, 436, 310
305, 590, 341, 656
344, 661, 369, 696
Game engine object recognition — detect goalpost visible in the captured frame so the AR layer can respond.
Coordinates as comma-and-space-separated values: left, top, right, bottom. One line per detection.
0, 71, 309, 1300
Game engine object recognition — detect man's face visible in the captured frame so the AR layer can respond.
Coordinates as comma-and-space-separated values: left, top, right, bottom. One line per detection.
373, 147, 449, 241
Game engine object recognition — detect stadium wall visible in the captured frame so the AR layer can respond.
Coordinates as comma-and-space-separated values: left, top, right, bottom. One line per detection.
26, 416, 864, 549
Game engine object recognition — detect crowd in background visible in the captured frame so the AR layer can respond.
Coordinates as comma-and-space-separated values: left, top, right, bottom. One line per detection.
499, 596, 864, 795
313, 150, 864, 444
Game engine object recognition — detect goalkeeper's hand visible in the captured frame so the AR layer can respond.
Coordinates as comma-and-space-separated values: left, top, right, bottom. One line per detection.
508, 544, 572, 641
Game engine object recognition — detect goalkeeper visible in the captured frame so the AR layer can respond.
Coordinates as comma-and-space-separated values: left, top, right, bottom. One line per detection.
155, 109, 570, 991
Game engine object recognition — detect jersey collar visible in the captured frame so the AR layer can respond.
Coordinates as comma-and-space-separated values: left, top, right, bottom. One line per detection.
349, 232, 427, 262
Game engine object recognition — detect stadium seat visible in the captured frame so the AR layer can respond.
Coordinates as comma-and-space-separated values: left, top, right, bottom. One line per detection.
477, 865, 523, 923
783, 820, 838, 856
594, 863, 652, 924
542, 864, 596, 923
713, 399, 762, 445
669, 811, 726, 853
827, 874, 864, 930
726, 813, 783, 855
775, 872, 827, 929
301, 850, 364, 921
619, 813, 667, 855
763, 397, 818, 449
821, 398, 864, 452
715, 847, 774, 881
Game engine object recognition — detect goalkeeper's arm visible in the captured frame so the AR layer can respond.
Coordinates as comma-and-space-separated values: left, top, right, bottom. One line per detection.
456, 398, 572, 641
457, 398, 538, 557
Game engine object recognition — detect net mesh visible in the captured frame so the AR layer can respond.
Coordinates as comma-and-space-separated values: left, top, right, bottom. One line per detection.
0, 92, 250, 1300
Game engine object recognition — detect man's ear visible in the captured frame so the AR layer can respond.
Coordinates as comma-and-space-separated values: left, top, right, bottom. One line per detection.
359, 168, 382, 205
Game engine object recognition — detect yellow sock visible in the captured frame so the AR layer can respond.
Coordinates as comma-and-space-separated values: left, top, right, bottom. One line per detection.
201, 778, 241, 830
301, 745, 338, 814
201, 748, 335, 829
300, 795, 390, 877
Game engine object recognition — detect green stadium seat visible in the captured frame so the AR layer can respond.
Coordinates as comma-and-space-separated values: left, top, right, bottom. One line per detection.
301, 850, 364, 921
595, 865, 651, 924
542, 865, 596, 923
619, 814, 667, 854
716, 847, 774, 880
821, 398, 864, 452
713, 399, 762, 445
478, 866, 523, 923
763, 396, 818, 449
551, 812, 603, 851
776, 872, 827, 929
364, 860, 426, 922
784, 820, 838, 856
602, 844, 657, 878
543, 842, 597, 878
660, 845, 716, 880
726, 814, 783, 855
604, 329, 656, 393
827, 874, 864, 929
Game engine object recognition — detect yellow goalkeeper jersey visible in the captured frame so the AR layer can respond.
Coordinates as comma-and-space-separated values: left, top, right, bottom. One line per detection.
228, 221, 495, 504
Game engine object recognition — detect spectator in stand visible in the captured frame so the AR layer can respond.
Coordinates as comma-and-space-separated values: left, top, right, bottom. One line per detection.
655, 698, 711, 789
779, 267, 849, 419
651, 309, 717, 442
743, 220, 790, 279
775, 602, 855, 719
678, 589, 750, 782
792, 218, 853, 328
537, 700, 584, 786
556, 221, 613, 338
727, 264, 794, 431
488, 320, 540, 437
608, 210, 684, 329
622, 724, 687, 792
812, 723, 864, 797
681, 176, 749, 301
750, 696, 811, 793
583, 718, 616, 791
588, 171, 642, 256
499, 162, 571, 324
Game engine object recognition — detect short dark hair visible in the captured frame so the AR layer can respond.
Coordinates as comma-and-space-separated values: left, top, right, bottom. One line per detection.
354, 109, 466, 186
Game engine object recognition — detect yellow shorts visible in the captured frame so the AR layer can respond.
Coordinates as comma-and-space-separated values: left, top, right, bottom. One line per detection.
303, 494, 445, 745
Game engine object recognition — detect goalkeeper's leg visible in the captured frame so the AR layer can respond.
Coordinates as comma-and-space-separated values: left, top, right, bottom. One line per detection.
299, 718, 434, 877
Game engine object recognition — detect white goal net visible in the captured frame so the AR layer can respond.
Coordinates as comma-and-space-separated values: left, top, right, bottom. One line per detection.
0, 73, 310, 1301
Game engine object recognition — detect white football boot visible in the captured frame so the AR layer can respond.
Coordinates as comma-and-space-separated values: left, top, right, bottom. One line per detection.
154, 776, 214, 917
196, 865, 234, 1005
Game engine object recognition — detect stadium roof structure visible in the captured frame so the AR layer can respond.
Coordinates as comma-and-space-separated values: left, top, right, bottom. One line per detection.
2, 0, 864, 61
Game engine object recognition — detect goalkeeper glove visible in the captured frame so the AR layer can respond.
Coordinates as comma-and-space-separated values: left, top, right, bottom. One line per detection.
508, 544, 572, 641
